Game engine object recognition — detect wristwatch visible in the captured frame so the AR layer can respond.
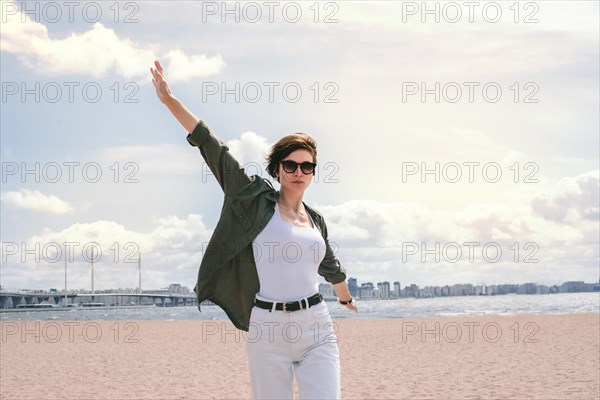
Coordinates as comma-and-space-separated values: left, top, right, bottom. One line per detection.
339, 298, 354, 305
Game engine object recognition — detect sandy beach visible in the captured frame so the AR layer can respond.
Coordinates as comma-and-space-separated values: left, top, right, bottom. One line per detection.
1, 313, 598, 400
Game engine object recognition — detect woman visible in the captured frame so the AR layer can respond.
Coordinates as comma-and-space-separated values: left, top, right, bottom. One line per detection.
150, 60, 358, 400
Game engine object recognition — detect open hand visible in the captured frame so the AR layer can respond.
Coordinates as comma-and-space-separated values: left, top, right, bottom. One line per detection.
150, 60, 172, 104
345, 300, 358, 313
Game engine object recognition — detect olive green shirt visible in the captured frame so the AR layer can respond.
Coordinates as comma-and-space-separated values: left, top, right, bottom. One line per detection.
186, 121, 347, 331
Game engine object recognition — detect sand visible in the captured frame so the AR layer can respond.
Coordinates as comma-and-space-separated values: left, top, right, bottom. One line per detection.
1, 313, 598, 400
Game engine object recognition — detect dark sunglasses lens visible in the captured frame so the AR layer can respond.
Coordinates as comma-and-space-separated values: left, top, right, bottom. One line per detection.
301, 162, 315, 174
282, 161, 297, 173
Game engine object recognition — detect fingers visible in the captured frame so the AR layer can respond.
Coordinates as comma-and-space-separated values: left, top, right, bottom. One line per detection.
154, 59, 164, 73
150, 66, 164, 86
346, 303, 358, 313
150, 60, 164, 77
150, 60, 168, 95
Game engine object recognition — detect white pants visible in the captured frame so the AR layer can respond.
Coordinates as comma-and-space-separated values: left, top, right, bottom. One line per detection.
246, 298, 341, 400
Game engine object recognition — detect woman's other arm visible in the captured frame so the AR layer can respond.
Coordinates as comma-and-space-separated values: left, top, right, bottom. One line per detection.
333, 281, 359, 313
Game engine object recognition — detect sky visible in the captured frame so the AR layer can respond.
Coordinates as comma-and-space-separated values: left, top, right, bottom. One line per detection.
1, 0, 598, 292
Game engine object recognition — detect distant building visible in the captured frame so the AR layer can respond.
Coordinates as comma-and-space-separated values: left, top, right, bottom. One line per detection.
406, 284, 419, 297
393, 281, 401, 298
359, 283, 373, 299
485, 285, 496, 296
449, 284, 463, 296
495, 284, 519, 295
372, 287, 381, 299
536, 285, 550, 294
462, 284, 474, 295
168, 283, 190, 295
377, 282, 390, 299
560, 281, 587, 293
518, 283, 537, 295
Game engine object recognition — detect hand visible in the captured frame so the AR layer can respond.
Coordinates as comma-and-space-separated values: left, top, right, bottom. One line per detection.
150, 60, 173, 104
344, 299, 358, 313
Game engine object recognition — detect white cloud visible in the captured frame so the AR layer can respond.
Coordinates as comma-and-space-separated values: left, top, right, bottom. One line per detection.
0, 214, 212, 291
162, 49, 226, 83
0, 1, 224, 80
532, 171, 600, 223
313, 171, 599, 286
226, 131, 271, 167
41, 214, 210, 255
1, 189, 73, 214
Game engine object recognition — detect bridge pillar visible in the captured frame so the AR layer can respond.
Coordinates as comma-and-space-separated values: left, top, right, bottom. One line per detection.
13, 297, 24, 308
1, 296, 16, 309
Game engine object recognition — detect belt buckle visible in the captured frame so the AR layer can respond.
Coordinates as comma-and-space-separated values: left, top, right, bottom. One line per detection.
282, 302, 290, 312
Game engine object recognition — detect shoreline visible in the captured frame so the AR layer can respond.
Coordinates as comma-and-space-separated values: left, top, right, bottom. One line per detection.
1, 313, 598, 399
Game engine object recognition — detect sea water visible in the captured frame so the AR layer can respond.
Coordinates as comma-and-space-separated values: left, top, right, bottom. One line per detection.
1, 292, 598, 321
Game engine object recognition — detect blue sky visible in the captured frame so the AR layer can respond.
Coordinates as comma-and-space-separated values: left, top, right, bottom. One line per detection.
1, 1, 598, 291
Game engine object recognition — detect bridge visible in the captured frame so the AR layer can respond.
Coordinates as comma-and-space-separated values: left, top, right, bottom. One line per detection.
0, 291, 198, 309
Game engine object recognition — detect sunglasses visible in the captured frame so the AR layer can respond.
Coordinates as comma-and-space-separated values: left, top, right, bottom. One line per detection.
280, 160, 317, 174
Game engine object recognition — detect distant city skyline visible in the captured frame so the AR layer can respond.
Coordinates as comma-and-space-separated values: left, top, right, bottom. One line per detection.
3, 277, 600, 296
320, 278, 600, 300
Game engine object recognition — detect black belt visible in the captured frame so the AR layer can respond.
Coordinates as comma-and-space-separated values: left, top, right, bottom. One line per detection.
254, 293, 322, 312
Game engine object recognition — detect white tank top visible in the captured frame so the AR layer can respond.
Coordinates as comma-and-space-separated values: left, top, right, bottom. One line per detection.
252, 202, 326, 301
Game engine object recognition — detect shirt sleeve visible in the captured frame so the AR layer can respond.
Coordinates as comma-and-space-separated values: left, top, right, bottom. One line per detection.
186, 120, 252, 196
317, 215, 347, 285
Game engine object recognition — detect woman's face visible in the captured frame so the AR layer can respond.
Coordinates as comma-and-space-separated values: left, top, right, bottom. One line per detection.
276, 149, 315, 194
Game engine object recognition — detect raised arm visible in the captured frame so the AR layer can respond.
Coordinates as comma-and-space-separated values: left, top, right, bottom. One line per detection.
150, 60, 199, 133
150, 60, 252, 195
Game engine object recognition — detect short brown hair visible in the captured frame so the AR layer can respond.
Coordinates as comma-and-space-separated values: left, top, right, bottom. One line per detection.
265, 133, 317, 181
